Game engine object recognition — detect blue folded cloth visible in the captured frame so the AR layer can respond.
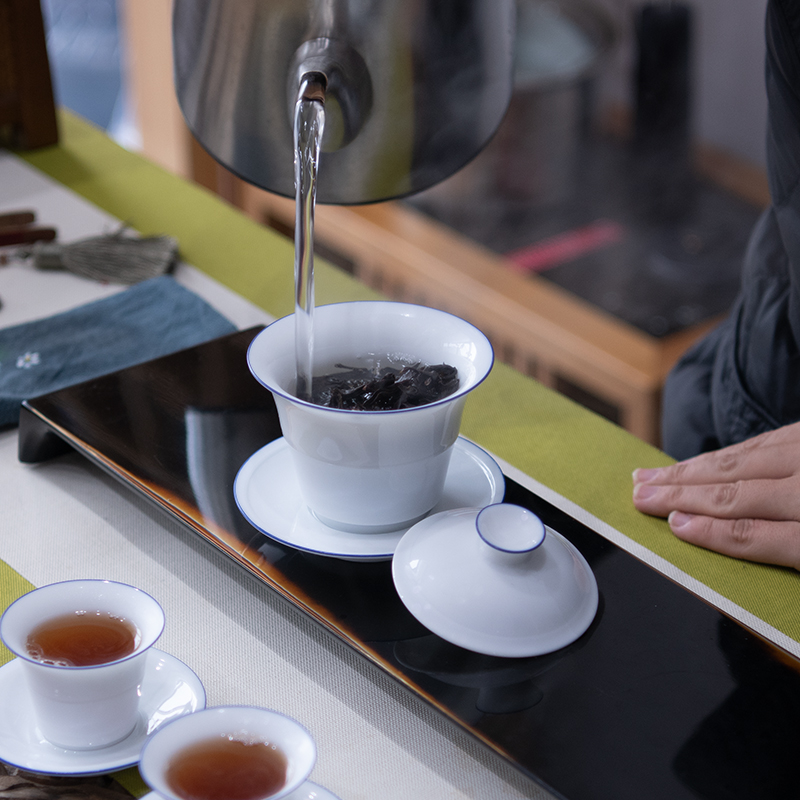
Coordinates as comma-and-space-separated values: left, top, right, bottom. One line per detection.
0, 275, 237, 428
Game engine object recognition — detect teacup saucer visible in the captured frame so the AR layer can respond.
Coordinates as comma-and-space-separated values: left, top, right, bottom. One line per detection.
234, 436, 505, 561
0, 648, 206, 775
142, 781, 340, 800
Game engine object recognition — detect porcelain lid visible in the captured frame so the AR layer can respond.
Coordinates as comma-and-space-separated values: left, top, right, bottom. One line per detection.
392, 504, 598, 657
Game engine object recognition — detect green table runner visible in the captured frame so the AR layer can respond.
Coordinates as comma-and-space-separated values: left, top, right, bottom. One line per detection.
0, 568, 33, 667
17, 111, 800, 645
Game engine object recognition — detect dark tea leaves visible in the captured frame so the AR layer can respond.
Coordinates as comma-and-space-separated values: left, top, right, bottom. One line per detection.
311, 362, 459, 410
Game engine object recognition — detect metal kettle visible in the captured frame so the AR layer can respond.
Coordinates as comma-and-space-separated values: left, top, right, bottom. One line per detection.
172, 0, 516, 205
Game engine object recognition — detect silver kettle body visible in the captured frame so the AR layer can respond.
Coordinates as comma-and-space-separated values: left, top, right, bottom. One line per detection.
172, 0, 516, 205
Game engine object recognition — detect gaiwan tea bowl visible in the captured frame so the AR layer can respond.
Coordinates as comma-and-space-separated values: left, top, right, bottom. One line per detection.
247, 301, 494, 533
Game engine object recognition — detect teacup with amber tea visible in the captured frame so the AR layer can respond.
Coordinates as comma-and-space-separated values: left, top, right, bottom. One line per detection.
139, 706, 317, 800
247, 301, 493, 533
0, 579, 164, 749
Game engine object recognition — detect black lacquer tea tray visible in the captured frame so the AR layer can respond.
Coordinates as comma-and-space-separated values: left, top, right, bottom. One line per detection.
18, 328, 800, 800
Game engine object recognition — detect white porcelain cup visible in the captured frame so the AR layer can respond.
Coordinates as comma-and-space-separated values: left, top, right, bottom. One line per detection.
247, 301, 494, 533
0, 579, 164, 750
139, 706, 317, 800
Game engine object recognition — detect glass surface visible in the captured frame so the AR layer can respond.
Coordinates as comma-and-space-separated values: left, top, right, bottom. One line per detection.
20, 328, 800, 800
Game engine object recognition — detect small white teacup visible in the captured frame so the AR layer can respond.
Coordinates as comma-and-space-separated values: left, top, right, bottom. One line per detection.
139, 706, 317, 800
0, 579, 164, 750
247, 301, 494, 533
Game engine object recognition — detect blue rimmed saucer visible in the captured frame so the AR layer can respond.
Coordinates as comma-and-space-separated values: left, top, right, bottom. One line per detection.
0, 649, 205, 775
234, 436, 505, 561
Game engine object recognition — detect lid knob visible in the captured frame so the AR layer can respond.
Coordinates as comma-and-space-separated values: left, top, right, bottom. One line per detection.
476, 504, 546, 555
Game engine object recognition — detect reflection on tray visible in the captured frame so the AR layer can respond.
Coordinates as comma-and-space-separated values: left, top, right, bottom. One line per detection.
18, 328, 800, 800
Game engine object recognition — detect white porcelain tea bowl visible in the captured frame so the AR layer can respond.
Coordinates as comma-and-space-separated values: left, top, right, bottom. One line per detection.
0, 579, 165, 750
247, 301, 494, 534
139, 706, 317, 800
0, 648, 205, 775
392, 504, 599, 658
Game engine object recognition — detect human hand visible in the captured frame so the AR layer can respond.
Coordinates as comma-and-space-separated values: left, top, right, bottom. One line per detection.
632, 422, 800, 570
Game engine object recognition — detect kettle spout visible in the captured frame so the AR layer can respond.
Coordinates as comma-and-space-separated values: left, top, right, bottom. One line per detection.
289, 38, 372, 153
298, 72, 327, 105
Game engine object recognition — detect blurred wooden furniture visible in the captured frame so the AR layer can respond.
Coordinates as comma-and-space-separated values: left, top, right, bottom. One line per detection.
0, 0, 58, 149
238, 187, 720, 445
122, 0, 237, 203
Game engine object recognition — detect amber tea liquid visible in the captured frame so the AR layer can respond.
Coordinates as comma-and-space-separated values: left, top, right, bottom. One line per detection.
165, 736, 288, 800
25, 610, 138, 667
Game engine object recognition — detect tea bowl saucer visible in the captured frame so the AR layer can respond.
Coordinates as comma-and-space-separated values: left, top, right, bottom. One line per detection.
0, 648, 205, 775
284, 781, 341, 800
142, 780, 341, 800
234, 436, 505, 561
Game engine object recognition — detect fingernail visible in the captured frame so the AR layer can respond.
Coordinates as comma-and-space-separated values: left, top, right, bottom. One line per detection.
669, 511, 693, 529
633, 468, 661, 484
633, 484, 658, 501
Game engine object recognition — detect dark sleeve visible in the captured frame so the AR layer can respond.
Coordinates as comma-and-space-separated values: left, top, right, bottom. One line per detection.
765, 0, 800, 209
662, 0, 800, 457
731, 0, 800, 424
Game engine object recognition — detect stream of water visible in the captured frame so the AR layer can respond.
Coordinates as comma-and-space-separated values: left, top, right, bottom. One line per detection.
293, 74, 326, 402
